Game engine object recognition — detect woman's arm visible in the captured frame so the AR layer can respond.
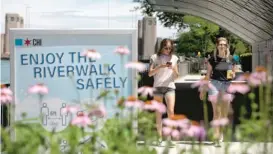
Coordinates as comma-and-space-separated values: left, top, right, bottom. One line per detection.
205, 62, 212, 80
148, 63, 165, 77
200, 62, 212, 100
172, 65, 179, 79
232, 64, 236, 78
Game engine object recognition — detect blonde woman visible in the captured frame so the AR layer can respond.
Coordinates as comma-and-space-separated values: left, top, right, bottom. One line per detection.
148, 38, 179, 140
200, 37, 235, 146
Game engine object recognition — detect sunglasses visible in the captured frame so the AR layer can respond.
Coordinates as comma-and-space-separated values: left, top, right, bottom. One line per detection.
218, 44, 227, 46
163, 47, 172, 50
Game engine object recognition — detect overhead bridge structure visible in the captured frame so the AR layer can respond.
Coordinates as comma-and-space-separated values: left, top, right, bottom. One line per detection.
147, 0, 273, 72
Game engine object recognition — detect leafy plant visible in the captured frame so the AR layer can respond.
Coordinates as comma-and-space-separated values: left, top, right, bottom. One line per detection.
1, 48, 272, 154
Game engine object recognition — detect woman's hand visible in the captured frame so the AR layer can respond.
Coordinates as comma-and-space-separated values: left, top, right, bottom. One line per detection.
159, 64, 168, 68
199, 91, 204, 100
148, 63, 168, 77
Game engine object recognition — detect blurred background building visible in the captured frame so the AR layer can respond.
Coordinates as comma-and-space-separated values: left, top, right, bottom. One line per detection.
0, 13, 24, 58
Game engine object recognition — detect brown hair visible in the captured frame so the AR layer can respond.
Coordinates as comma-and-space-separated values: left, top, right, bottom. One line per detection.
213, 37, 230, 62
157, 38, 174, 56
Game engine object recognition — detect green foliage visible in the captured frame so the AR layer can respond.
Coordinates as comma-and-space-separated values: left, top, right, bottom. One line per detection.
176, 15, 219, 56
1, 108, 158, 154
140, 0, 185, 29
176, 16, 251, 56
240, 52, 252, 57
1, 70, 273, 153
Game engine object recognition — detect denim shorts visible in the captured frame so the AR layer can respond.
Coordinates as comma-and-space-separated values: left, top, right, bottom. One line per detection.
208, 80, 231, 96
154, 87, 175, 97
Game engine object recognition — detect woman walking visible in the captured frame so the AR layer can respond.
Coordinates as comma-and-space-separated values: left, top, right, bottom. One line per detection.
148, 38, 179, 139
200, 37, 235, 146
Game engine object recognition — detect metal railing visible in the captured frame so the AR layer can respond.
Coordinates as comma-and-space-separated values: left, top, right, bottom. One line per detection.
178, 56, 207, 76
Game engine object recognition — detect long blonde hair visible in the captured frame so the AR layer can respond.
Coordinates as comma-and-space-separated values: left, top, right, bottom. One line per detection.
213, 37, 230, 62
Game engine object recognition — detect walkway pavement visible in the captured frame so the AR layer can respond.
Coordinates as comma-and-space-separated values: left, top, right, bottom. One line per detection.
150, 141, 273, 154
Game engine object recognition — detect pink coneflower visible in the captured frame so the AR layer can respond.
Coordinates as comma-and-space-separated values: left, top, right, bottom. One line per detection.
114, 46, 130, 55
137, 86, 155, 97
125, 62, 147, 72
183, 121, 206, 141
254, 66, 267, 80
124, 96, 143, 109
162, 127, 172, 136
191, 77, 216, 92
71, 112, 92, 127
61, 105, 80, 114
227, 83, 250, 94
162, 115, 191, 140
236, 73, 250, 81
248, 73, 265, 87
1, 86, 13, 104
162, 114, 189, 128
170, 129, 181, 140
208, 93, 234, 104
153, 100, 167, 113
162, 118, 179, 127
143, 99, 166, 113
210, 118, 229, 127
88, 104, 106, 118
28, 83, 49, 95
82, 49, 101, 59
162, 126, 181, 140
237, 66, 271, 87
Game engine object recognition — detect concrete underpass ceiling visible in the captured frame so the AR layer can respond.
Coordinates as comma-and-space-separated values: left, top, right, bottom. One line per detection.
147, 0, 273, 44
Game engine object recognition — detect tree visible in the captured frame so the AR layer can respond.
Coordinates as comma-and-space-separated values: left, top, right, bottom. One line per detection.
176, 16, 219, 56
176, 16, 251, 56
139, 0, 186, 30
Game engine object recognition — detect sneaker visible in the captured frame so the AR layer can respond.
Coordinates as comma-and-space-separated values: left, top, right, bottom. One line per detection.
151, 138, 162, 146
219, 134, 223, 143
214, 140, 221, 147
157, 138, 163, 146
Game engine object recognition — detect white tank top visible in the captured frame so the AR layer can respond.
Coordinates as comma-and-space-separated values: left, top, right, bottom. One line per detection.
150, 54, 179, 89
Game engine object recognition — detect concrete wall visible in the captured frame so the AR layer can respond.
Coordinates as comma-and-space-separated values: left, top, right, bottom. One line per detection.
0, 34, 4, 57
137, 20, 143, 60
3, 13, 24, 57
252, 38, 273, 75
155, 37, 162, 53
142, 17, 157, 60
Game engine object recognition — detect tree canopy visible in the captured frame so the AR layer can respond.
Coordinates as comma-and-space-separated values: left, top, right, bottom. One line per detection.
139, 1, 251, 57
140, 0, 186, 30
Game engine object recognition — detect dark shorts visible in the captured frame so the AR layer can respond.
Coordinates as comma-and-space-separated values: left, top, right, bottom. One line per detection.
154, 87, 175, 97
208, 79, 231, 96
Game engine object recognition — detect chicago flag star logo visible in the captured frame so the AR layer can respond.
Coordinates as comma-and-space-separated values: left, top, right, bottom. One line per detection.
24, 38, 31, 46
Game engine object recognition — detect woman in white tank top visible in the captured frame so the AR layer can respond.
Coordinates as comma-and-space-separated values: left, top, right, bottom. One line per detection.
148, 38, 179, 138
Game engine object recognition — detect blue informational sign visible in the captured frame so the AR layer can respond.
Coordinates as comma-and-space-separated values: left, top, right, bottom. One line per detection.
10, 29, 137, 132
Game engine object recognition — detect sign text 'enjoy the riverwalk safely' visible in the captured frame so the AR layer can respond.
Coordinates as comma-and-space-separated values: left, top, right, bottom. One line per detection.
10, 29, 137, 132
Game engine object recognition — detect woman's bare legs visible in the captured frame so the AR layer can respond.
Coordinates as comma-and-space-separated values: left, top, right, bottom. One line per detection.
154, 95, 164, 137
219, 101, 230, 141
165, 92, 175, 117
156, 111, 162, 137
220, 101, 230, 119
211, 102, 221, 139
155, 92, 175, 137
